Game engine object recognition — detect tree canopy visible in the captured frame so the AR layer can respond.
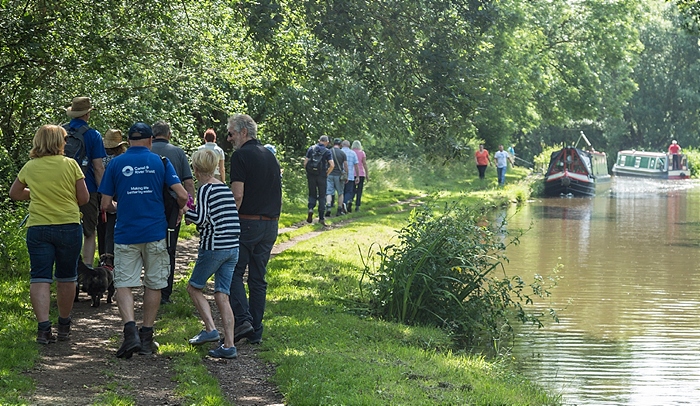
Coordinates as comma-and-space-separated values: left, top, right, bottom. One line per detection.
0, 0, 696, 167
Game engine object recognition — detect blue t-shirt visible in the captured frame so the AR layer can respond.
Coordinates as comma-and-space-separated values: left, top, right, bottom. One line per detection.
68, 118, 107, 192
98, 146, 181, 245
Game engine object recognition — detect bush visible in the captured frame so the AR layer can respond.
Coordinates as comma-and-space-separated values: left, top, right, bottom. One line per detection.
361, 202, 557, 350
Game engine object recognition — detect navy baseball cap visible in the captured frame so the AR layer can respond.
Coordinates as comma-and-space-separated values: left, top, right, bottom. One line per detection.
128, 122, 153, 140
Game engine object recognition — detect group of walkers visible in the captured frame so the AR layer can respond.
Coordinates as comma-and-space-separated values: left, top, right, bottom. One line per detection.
475, 144, 515, 186
304, 136, 369, 226
10, 97, 282, 360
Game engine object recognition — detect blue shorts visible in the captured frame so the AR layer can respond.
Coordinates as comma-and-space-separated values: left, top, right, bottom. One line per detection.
189, 248, 239, 295
326, 175, 343, 196
26, 223, 83, 283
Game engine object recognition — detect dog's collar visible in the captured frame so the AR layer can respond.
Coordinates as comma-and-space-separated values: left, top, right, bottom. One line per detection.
101, 264, 115, 271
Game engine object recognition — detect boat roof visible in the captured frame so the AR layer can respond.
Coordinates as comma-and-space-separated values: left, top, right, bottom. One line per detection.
616, 150, 670, 157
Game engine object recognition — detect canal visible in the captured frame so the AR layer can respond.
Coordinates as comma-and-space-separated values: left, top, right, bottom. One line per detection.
506, 177, 700, 405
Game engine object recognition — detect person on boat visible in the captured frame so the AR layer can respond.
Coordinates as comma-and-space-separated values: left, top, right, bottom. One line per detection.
668, 140, 682, 170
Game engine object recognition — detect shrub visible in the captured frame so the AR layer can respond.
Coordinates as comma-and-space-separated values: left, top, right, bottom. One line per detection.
361, 202, 557, 350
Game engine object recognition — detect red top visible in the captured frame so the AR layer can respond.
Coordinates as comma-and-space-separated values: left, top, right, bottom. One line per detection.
669, 144, 681, 154
475, 149, 490, 166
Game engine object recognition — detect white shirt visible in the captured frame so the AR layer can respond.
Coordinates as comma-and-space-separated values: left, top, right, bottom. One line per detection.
197, 142, 225, 176
495, 150, 509, 168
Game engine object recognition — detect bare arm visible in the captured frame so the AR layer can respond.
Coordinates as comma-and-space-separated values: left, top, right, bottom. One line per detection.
231, 181, 244, 209
92, 158, 105, 187
171, 183, 189, 209
76, 178, 89, 206
183, 178, 195, 199
101, 193, 116, 213
326, 159, 334, 176
218, 160, 226, 183
362, 158, 369, 181
9, 178, 30, 201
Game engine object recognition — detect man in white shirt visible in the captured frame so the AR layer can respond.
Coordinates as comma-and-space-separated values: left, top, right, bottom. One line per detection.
198, 129, 226, 183
494, 145, 510, 186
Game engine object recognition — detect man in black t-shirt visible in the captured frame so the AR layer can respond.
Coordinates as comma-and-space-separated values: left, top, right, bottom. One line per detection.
227, 114, 282, 345
304, 136, 334, 225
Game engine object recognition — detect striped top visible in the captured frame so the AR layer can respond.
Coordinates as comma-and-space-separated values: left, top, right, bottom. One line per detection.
185, 183, 240, 250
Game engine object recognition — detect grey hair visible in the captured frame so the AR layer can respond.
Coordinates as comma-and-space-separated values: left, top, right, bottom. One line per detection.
319, 135, 329, 142
228, 114, 257, 139
342, 140, 350, 147
152, 120, 171, 138
351, 140, 363, 150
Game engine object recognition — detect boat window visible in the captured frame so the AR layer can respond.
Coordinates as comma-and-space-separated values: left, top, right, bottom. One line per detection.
640, 157, 650, 168
634, 157, 641, 168
658, 158, 666, 169
625, 155, 635, 167
649, 158, 656, 169
617, 155, 626, 166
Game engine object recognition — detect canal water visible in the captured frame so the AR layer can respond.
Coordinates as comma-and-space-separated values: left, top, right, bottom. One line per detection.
506, 177, 700, 406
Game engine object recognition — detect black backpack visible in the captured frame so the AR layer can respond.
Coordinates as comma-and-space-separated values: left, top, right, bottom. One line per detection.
306, 146, 324, 175
62, 123, 90, 173
161, 157, 181, 243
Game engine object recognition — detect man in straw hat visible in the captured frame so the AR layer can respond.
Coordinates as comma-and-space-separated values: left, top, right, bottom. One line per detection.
65, 96, 107, 269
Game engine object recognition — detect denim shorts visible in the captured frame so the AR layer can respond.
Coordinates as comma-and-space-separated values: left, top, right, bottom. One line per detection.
326, 174, 343, 196
26, 223, 82, 283
114, 239, 169, 289
189, 247, 238, 295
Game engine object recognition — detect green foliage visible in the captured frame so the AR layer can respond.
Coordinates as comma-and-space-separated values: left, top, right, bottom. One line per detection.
361, 202, 557, 349
683, 146, 700, 178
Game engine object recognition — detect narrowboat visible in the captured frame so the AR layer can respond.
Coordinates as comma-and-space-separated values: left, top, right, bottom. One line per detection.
612, 150, 689, 180
544, 147, 611, 197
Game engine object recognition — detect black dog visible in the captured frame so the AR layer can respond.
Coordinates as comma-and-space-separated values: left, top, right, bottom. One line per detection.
76, 254, 115, 307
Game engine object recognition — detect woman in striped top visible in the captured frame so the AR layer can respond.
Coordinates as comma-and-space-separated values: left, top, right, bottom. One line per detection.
184, 149, 241, 359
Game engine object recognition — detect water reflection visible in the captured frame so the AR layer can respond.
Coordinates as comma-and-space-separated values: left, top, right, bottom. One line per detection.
508, 178, 700, 405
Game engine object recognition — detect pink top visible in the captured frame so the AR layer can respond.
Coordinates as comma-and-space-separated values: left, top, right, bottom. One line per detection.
354, 149, 367, 177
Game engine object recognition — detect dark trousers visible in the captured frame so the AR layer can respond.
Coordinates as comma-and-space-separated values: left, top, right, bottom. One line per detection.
97, 211, 117, 256
160, 221, 181, 300
343, 180, 355, 209
477, 165, 487, 179
229, 218, 278, 341
353, 176, 365, 208
307, 174, 327, 220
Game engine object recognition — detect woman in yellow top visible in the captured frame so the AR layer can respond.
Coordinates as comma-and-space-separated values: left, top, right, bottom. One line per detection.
10, 125, 89, 344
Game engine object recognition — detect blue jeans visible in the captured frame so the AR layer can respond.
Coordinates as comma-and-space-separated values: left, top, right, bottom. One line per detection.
497, 166, 507, 185
26, 223, 83, 283
190, 248, 238, 295
229, 219, 278, 341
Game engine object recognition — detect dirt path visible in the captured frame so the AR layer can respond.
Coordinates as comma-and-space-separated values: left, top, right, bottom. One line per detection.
22, 198, 422, 405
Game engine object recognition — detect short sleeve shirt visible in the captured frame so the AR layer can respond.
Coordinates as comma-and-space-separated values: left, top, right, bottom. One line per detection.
18, 155, 84, 227
67, 118, 107, 192
98, 146, 181, 244
475, 149, 490, 166
229, 139, 282, 217
342, 147, 358, 180
329, 147, 346, 176
495, 151, 509, 168
198, 143, 226, 176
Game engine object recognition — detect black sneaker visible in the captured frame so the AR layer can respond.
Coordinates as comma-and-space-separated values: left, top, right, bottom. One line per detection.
116, 324, 141, 359
347, 203, 352, 212
324, 210, 331, 218
306, 210, 313, 223
234, 321, 254, 343
138, 328, 159, 355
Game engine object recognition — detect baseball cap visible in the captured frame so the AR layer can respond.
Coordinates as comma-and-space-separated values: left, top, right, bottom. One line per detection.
333, 138, 342, 145
128, 122, 153, 140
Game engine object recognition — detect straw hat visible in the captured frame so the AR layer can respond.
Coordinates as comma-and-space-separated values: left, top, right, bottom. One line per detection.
66, 97, 94, 118
103, 129, 127, 149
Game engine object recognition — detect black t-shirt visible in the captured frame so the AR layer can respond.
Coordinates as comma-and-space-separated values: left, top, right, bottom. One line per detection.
229, 139, 282, 217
